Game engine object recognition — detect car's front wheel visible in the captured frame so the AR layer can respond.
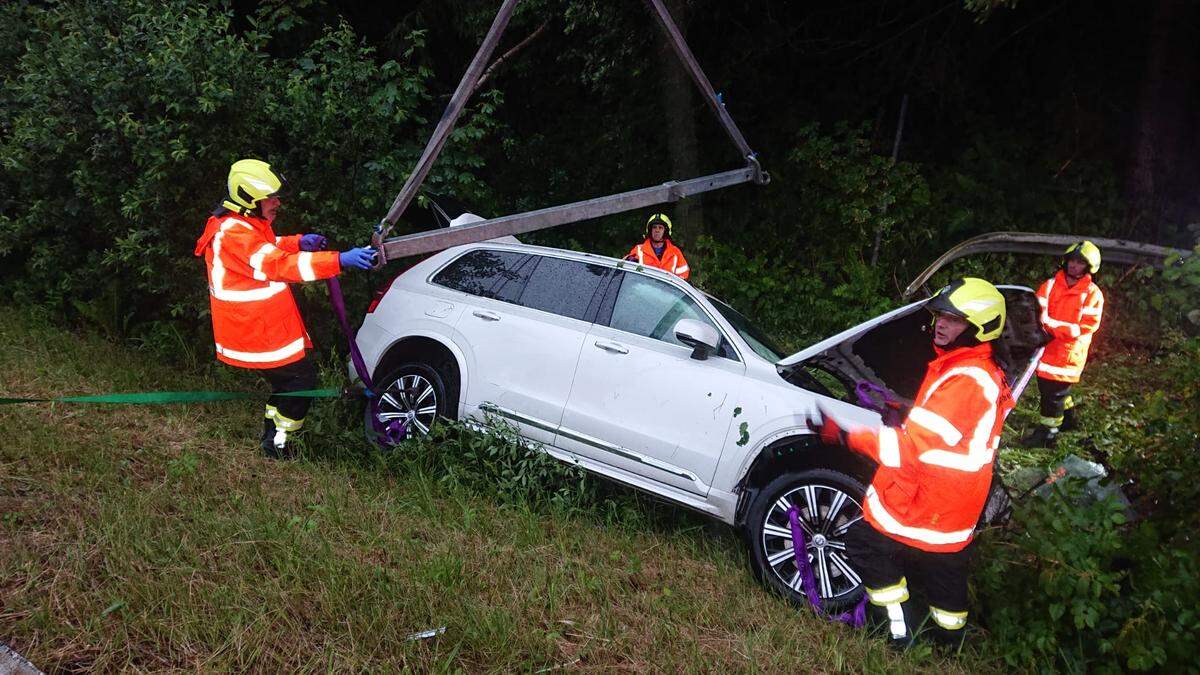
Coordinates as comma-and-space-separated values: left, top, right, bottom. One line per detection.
364, 361, 455, 449
745, 468, 867, 611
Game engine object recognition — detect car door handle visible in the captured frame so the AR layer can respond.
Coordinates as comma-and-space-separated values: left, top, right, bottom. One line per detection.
593, 340, 629, 354
472, 310, 501, 322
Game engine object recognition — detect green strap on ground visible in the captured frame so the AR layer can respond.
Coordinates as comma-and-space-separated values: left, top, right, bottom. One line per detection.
0, 388, 342, 405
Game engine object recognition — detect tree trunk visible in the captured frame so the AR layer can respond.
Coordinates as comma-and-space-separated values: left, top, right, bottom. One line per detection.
1127, 0, 1198, 241
658, 0, 703, 250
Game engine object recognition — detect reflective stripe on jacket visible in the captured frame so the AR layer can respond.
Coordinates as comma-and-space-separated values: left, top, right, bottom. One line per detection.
627, 239, 690, 279
1035, 270, 1103, 383
845, 342, 1013, 553
194, 214, 341, 369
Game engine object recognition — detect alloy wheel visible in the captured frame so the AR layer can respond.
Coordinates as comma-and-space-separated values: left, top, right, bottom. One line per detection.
374, 373, 439, 437
759, 483, 864, 602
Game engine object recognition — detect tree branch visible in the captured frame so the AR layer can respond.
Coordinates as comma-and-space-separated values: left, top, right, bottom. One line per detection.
473, 21, 549, 94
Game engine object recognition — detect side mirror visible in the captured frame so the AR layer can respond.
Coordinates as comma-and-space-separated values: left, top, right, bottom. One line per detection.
674, 318, 721, 360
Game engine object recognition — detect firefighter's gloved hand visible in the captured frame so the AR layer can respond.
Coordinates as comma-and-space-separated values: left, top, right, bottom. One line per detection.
624, 255, 638, 262
881, 401, 910, 428
339, 247, 377, 270
807, 407, 849, 447
300, 234, 328, 251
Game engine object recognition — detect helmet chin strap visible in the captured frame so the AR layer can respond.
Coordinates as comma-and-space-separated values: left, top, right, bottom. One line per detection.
221, 199, 262, 218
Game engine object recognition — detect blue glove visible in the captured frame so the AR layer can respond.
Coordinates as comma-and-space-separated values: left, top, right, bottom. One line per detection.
300, 234, 328, 251
338, 247, 377, 270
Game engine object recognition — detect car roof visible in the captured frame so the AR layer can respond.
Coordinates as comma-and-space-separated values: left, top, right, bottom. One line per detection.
443, 240, 688, 285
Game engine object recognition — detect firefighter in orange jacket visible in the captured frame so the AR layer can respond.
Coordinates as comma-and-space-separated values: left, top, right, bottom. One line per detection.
195, 159, 377, 458
1022, 241, 1104, 447
809, 278, 1013, 646
625, 213, 690, 279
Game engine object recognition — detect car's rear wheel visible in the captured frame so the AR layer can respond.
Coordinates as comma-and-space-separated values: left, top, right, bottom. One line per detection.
745, 468, 867, 610
364, 361, 456, 449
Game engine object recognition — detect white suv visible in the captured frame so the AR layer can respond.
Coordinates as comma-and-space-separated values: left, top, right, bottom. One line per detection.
353, 241, 1044, 608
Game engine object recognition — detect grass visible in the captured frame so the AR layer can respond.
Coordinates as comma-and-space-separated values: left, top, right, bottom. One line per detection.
1, 308, 1010, 673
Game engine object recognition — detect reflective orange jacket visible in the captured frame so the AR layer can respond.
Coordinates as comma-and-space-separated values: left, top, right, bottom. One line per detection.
194, 213, 341, 369
1035, 270, 1103, 383
627, 239, 690, 279
845, 343, 1013, 553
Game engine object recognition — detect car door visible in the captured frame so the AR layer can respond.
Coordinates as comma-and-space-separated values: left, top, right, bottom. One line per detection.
556, 271, 746, 496
434, 249, 611, 444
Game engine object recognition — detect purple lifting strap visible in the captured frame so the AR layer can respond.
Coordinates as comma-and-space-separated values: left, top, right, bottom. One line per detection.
787, 505, 868, 627
855, 381, 895, 411
326, 277, 408, 443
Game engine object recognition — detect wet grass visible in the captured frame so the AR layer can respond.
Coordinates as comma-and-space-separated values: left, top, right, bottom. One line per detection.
1, 309, 994, 672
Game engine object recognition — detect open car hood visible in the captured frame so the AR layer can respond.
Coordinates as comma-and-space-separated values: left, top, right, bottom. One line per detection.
773, 231, 1190, 410
776, 299, 925, 369
777, 286, 1047, 409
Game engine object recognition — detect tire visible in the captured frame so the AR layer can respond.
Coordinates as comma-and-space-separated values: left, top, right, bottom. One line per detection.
363, 361, 456, 450
745, 468, 868, 611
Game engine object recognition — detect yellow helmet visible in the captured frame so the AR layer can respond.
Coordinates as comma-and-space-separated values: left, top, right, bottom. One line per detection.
645, 213, 673, 238
1063, 240, 1101, 274
223, 159, 286, 215
927, 277, 1007, 342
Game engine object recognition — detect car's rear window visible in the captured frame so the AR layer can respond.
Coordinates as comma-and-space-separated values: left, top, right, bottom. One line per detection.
516, 256, 609, 321
431, 249, 529, 299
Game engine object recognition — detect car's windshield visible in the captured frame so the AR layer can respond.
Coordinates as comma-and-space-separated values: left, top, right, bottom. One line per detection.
707, 295, 787, 362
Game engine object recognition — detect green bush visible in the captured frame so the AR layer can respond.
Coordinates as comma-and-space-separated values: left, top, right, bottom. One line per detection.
976, 484, 1129, 672
1138, 245, 1200, 333
785, 123, 933, 260
687, 124, 935, 350
0, 0, 497, 349
977, 483, 1200, 672
381, 418, 600, 511
977, 257, 1200, 672
693, 235, 893, 351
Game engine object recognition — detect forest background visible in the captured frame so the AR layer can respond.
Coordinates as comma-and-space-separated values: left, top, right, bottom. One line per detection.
1, 0, 1198, 671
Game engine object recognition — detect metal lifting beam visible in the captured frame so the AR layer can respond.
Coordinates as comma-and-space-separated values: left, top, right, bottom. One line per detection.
370, 0, 767, 266
376, 0, 520, 236
378, 166, 758, 260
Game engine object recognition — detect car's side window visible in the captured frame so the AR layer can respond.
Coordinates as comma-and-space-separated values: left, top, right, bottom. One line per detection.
606, 272, 735, 359
492, 254, 539, 303
431, 249, 530, 299
516, 256, 610, 321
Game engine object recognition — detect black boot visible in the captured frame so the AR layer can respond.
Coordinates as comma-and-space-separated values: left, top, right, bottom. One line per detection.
1061, 407, 1079, 431
261, 418, 284, 459
1021, 425, 1059, 448
928, 625, 969, 651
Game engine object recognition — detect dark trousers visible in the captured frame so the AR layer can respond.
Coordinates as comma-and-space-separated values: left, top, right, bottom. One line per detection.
1036, 376, 1074, 425
259, 355, 318, 420
258, 356, 317, 449
845, 520, 972, 635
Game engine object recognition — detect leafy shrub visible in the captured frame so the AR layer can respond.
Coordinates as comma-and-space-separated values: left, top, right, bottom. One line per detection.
388, 418, 600, 511
693, 235, 893, 351
0, 0, 497, 351
925, 127, 1125, 244
978, 260, 1200, 672
688, 124, 935, 349
977, 481, 1200, 672
785, 123, 933, 262
1139, 245, 1200, 334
